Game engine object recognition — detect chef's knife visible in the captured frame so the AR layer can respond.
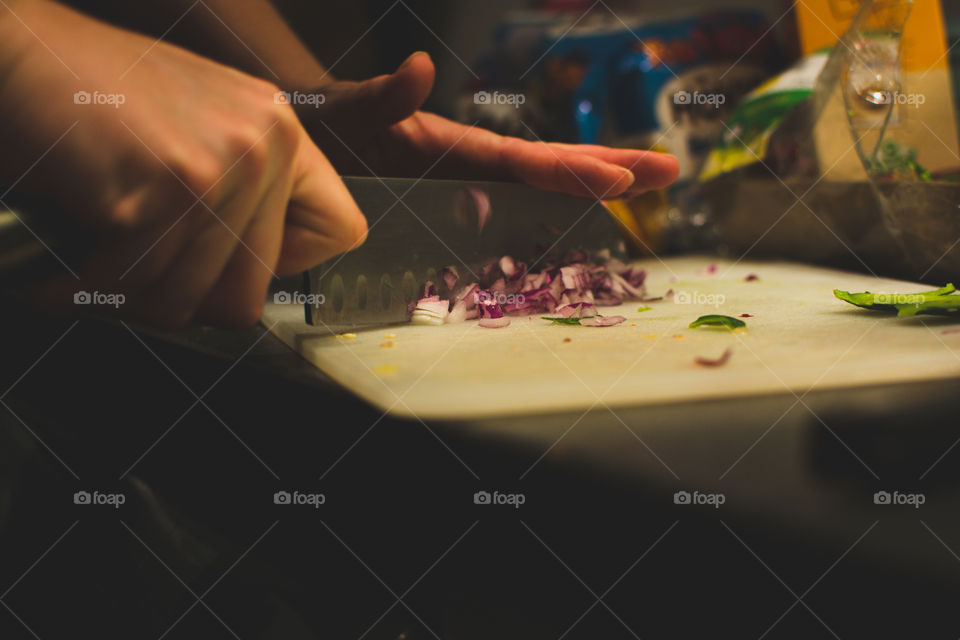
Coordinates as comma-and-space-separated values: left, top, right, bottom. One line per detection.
0, 177, 628, 328
303, 177, 627, 332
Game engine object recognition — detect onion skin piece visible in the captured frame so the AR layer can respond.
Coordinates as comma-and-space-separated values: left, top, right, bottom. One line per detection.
580, 315, 626, 327
695, 348, 733, 367
411, 298, 449, 326
446, 300, 467, 323
556, 302, 596, 318
478, 316, 510, 328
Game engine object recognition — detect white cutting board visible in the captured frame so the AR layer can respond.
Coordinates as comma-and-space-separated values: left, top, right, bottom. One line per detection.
262, 257, 960, 419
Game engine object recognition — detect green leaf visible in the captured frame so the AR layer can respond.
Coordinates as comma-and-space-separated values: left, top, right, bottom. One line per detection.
636, 306, 652, 313
895, 297, 960, 317
834, 284, 959, 315
541, 316, 582, 325
689, 314, 746, 329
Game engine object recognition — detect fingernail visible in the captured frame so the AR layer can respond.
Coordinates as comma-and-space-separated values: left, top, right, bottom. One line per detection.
620, 167, 636, 187
399, 51, 430, 70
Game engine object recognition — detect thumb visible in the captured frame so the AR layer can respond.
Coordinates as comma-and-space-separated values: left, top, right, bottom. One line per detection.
276, 139, 368, 276
316, 51, 435, 134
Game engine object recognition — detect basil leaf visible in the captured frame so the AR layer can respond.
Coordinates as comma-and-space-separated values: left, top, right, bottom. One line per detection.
541, 317, 582, 325
895, 297, 960, 317
689, 314, 746, 329
834, 284, 959, 315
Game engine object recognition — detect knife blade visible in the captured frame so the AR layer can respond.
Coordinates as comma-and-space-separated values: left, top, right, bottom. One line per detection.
304, 177, 627, 331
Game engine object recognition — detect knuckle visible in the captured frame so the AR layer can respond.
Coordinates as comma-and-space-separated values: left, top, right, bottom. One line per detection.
232, 124, 271, 173
173, 154, 223, 202
271, 106, 302, 152
229, 122, 265, 156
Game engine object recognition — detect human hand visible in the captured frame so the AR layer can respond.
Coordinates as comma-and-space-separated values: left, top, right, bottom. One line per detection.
0, 0, 367, 328
296, 52, 679, 200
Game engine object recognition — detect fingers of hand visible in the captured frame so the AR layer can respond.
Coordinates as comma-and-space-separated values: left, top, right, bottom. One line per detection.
500, 138, 636, 199
275, 141, 367, 277
546, 143, 680, 195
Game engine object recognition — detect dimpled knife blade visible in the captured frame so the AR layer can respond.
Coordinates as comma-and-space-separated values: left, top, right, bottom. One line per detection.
304, 177, 628, 332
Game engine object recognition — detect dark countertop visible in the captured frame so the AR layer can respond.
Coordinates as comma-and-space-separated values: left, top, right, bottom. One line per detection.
2, 309, 960, 638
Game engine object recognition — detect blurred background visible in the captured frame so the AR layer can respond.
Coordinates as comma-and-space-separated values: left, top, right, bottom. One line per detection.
276, 0, 960, 284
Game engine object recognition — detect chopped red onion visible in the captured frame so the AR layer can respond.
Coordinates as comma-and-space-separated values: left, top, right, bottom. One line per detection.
409, 293, 440, 315
446, 299, 467, 323
475, 289, 506, 319
609, 272, 645, 299
411, 250, 652, 328
560, 265, 590, 290
556, 302, 596, 318
455, 283, 479, 306
745, 274, 759, 282
478, 316, 511, 328
411, 297, 449, 326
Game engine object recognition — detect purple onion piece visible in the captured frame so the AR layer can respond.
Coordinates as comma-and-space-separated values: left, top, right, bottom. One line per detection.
478, 316, 510, 328
580, 315, 626, 327
695, 348, 733, 367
